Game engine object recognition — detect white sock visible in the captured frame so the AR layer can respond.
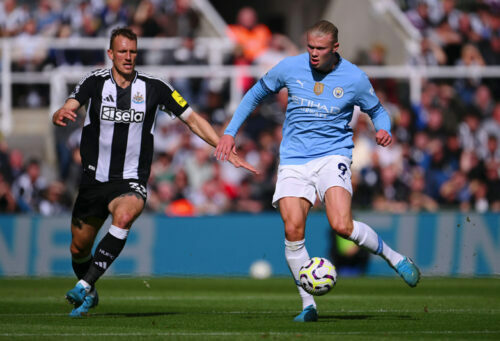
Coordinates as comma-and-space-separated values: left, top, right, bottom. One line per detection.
109, 224, 129, 240
349, 220, 404, 267
285, 239, 316, 310
77, 279, 91, 293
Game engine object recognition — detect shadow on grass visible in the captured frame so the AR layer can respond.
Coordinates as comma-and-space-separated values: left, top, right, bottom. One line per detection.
93, 312, 178, 318
319, 314, 417, 321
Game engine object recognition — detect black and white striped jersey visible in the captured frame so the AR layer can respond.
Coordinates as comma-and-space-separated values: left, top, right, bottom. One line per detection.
69, 68, 192, 184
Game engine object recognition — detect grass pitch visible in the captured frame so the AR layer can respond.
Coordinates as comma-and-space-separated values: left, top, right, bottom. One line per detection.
0, 277, 499, 340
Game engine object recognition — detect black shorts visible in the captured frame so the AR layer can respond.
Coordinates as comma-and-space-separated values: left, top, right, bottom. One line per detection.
72, 179, 147, 221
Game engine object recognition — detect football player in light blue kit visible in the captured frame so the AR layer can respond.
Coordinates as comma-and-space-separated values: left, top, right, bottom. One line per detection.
215, 20, 420, 322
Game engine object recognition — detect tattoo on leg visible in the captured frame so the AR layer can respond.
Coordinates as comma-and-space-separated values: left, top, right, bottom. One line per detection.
119, 192, 144, 200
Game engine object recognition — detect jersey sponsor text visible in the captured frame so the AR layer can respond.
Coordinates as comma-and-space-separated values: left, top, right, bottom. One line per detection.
101, 106, 145, 123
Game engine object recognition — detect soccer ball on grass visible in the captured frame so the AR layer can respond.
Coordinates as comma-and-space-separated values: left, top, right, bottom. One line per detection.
298, 257, 337, 296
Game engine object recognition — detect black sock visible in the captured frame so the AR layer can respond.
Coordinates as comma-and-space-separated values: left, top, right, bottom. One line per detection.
72, 256, 92, 279
83, 232, 127, 286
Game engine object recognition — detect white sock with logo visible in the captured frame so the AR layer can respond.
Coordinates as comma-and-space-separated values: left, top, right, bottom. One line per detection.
348, 220, 403, 267
285, 239, 316, 310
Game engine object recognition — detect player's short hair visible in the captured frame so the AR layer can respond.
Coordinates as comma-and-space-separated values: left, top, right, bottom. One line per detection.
109, 27, 137, 49
307, 20, 339, 44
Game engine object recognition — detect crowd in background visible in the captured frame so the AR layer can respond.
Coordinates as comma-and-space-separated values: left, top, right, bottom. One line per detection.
0, 0, 499, 215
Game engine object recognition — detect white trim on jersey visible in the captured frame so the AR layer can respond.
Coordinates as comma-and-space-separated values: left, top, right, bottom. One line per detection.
179, 107, 193, 121
84, 98, 91, 127
122, 78, 146, 180
96, 78, 117, 182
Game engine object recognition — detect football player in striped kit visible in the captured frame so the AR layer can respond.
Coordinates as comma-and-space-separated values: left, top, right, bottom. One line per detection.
53, 27, 257, 317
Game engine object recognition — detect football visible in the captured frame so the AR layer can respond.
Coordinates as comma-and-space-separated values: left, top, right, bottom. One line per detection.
298, 257, 337, 296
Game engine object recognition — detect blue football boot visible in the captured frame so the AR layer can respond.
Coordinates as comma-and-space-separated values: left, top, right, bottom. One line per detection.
293, 305, 318, 322
69, 287, 99, 317
65, 282, 88, 307
395, 257, 421, 287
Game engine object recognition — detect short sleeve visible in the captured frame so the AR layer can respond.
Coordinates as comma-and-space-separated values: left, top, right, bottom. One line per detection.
69, 72, 97, 105
154, 80, 190, 118
355, 72, 380, 112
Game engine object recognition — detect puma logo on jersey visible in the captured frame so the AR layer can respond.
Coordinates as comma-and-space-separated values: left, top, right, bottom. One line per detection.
101, 106, 145, 123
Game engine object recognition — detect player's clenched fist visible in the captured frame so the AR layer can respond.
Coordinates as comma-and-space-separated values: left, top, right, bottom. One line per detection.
375, 129, 392, 147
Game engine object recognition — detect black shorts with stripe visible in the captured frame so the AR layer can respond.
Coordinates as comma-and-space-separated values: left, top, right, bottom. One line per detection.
72, 177, 147, 221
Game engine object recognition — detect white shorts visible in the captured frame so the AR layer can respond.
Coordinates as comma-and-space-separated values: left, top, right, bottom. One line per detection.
272, 155, 353, 208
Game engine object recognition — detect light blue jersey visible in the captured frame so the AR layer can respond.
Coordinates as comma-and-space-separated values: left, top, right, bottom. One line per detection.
225, 52, 391, 165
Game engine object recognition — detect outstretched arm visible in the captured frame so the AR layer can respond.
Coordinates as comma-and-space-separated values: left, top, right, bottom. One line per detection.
215, 80, 272, 161
52, 99, 80, 127
181, 111, 259, 174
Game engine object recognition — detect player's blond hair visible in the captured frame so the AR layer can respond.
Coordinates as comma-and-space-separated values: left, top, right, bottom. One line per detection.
307, 20, 339, 44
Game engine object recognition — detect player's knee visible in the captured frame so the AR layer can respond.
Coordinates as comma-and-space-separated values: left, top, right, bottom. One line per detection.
329, 216, 352, 238
112, 211, 136, 228
284, 221, 305, 241
70, 240, 91, 258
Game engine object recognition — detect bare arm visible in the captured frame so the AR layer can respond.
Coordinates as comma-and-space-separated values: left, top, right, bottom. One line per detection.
181, 112, 258, 174
52, 99, 80, 127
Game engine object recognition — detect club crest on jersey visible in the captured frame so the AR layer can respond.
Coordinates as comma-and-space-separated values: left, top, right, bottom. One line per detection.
333, 87, 344, 98
132, 91, 144, 104
314, 82, 324, 95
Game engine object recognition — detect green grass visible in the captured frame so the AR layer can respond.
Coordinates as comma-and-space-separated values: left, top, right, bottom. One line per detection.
0, 277, 499, 340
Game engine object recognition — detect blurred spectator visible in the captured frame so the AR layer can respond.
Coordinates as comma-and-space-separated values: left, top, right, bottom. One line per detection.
373, 163, 410, 212
430, 0, 462, 30
473, 85, 495, 118
425, 138, 454, 201
132, 0, 162, 37
38, 181, 71, 215
485, 160, 500, 211
0, 142, 13, 184
393, 107, 415, 145
183, 146, 214, 191
412, 36, 447, 65
254, 33, 299, 70
457, 109, 488, 155
424, 105, 447, 140
191, 176, 230, 215
172, 36, 209, 107
34, 0, 62, 37
232, 176, 263, 213
162, 0, 200, 38
440, 170, 471, 209
8, 149, 24, 183
0, 0, 29, 37
11, 158, 47, 212
469, 179, 489, 212
0, 174, 17, 213
480, 102, 500, 149
97, 0, 128, 36
227, 6, 272, 63
150, 152, 175, 183
408, 167, 438, 212
406, 0, 433, 33
146, 180, 174, 213
11, 18, 49, 72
